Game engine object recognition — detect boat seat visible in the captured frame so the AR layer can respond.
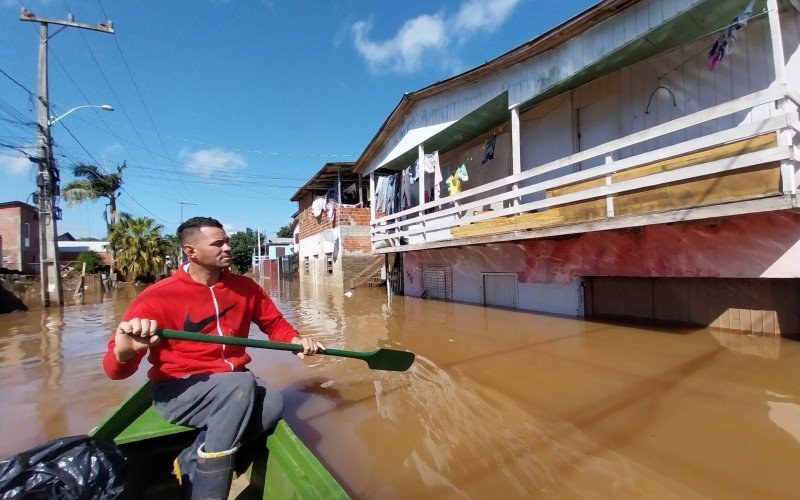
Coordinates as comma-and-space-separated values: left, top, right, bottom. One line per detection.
113, 406, 195, 445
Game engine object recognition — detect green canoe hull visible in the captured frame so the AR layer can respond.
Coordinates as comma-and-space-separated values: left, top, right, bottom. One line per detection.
91, 381, 347, 499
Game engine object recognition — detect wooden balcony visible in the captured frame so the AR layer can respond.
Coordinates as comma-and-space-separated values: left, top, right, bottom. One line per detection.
371, 86, 800, 253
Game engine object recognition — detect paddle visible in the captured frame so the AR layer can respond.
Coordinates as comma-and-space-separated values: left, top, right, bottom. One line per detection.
157, 329, 415, 372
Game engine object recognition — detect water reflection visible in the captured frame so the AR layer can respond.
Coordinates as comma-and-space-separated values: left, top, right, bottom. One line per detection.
2, 279, 800, 498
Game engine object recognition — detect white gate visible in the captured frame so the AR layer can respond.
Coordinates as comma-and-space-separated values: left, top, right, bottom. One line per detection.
483, 273, 518, 308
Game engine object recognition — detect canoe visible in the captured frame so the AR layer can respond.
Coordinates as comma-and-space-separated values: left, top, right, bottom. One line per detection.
90, 381, 348, 499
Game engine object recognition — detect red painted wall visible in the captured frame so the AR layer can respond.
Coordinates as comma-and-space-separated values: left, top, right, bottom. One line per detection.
406, 211, 800, 284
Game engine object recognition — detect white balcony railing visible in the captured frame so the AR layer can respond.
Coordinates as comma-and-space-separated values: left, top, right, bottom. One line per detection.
371, 86, 800, 248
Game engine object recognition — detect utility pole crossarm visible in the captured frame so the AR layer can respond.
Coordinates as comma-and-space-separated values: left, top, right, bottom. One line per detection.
20, 8, 114, 34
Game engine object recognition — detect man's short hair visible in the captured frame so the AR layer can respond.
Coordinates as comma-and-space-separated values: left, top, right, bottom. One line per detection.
177, 217, 224, 245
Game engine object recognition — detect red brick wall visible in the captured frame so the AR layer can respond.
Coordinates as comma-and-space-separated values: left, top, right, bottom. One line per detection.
342, 234, 372, 253
338, 206, 371, 226
296, 194, 372, 240
298, 192, 335, 239
0, 204, 39, 273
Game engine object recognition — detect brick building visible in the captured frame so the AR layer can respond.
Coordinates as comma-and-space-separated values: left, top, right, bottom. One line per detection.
291, 162, 382, 288
0, 201, 39, 273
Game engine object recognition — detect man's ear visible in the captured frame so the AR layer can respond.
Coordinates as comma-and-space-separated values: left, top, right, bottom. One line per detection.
182, 244, 195, 259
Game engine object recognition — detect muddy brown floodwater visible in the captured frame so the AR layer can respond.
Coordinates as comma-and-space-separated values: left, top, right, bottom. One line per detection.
2, 278, 800, 498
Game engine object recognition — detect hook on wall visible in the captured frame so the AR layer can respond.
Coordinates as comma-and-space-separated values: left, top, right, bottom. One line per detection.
645, 85, 677, 114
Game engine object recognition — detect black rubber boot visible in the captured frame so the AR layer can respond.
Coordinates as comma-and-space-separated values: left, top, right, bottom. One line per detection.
173, 430, 206, 498
191, 444, 238, 500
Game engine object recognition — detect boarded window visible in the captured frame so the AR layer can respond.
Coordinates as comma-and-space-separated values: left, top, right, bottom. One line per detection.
483, 273, 518, 308
422, 266, 452, 301
584, 277, 800, 338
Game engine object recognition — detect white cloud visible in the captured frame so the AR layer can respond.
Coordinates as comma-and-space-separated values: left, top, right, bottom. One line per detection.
180, 148, 246, 177
453, 0, 520, 32
353, 13, 446, 74
0, 150, 32, 175
352, 0, 521, 74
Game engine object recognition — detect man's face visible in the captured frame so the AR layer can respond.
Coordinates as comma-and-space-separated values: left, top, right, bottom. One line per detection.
183, 226, 232, 269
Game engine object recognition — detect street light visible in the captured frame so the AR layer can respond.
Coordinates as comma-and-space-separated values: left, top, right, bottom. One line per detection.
34, 102, 113, 306
49, 104, 113, 125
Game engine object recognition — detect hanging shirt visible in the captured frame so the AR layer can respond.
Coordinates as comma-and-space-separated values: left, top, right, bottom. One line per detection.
482, 134, 497, 164
447, 174, 462, 195
708, 0, 754, 70
408, 161, 418, 184
447, 164, 470, 196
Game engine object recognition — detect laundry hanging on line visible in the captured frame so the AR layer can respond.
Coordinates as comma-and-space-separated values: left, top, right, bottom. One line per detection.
708, 0, 755, 70
482, 134, 497, 164
447, 164, 469, 196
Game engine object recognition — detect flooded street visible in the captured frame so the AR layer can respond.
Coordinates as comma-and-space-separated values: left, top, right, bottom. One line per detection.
2, 279, 800, 498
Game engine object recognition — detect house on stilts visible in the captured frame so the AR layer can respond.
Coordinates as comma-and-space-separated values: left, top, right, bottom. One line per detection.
355, 0, 800, 337
292, 162, 382, 288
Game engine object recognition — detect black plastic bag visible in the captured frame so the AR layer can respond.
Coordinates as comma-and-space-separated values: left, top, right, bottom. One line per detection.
0, 435, 127, 499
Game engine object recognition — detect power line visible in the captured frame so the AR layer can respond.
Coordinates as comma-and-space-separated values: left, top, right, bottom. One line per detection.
60, 0, 191, 199
0, 68, 34, 96
48, 51, 149, 172
56, 120, 172, 224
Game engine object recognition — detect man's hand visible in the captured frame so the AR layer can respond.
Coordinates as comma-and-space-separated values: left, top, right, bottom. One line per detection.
291, 336, 325, 360
113, 318, 160, 362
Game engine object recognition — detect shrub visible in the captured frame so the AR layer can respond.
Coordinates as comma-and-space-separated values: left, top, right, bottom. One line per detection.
73, 251, 105, 274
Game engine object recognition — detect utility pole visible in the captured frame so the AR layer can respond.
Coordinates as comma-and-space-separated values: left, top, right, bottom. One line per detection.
20, 8, 114, 307
178, 201, 196, 224
177, 201, 196, 264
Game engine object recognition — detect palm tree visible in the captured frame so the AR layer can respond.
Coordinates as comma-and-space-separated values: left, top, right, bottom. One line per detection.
62, 162, 126, 227
108, 215, 171, 282
62, 162, 126, 283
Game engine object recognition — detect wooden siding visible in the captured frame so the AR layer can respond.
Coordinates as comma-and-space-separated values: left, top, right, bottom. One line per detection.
367, 0, 705, 172
452, 133, 781, 238
585, 277, 800, 338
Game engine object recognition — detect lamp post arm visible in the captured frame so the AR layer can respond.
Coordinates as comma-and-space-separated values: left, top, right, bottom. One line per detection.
49, 104, 113, 125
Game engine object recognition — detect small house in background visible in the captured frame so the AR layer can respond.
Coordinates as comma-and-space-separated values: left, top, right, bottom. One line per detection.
0, 201, 39, 273
252, 237, 295, 279
292, 162, 383, 288
56, 234, 112, 267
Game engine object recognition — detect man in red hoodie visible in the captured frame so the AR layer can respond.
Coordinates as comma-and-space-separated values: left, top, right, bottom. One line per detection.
103, 216, 323, 499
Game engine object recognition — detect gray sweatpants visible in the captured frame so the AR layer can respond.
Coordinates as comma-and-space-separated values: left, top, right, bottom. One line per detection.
152, 371, 284, 452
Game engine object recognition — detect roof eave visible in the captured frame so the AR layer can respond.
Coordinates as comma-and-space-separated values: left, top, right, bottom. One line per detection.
353, 0, 643, 174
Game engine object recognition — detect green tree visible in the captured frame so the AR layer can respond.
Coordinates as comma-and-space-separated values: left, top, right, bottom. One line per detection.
62, 162, 126, 227
73, 250, 105, 274
229, 228, 263, 274
62, 162, 126, 282
108, 215, 170, 281
276, 224, 293, 238
163, 233, 182, 273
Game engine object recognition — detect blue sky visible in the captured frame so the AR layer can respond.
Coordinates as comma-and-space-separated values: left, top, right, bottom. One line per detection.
0, 0, 593, 239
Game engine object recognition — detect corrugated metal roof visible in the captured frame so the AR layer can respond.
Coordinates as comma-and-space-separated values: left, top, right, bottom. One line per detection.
290, 162, 357, 202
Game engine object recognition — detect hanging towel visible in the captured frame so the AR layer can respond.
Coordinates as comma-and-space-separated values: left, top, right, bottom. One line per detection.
433, 151, 443, 200
312, 196, 326, 217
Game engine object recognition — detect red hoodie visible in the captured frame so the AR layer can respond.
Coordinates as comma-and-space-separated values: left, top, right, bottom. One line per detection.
102, 266, 298, 381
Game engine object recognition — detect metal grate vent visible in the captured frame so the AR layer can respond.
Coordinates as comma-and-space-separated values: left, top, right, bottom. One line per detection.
423, 266, 452, 301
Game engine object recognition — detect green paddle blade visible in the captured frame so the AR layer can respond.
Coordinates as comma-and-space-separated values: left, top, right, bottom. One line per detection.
157, 329, 415, 372
324, 347, 415, 372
